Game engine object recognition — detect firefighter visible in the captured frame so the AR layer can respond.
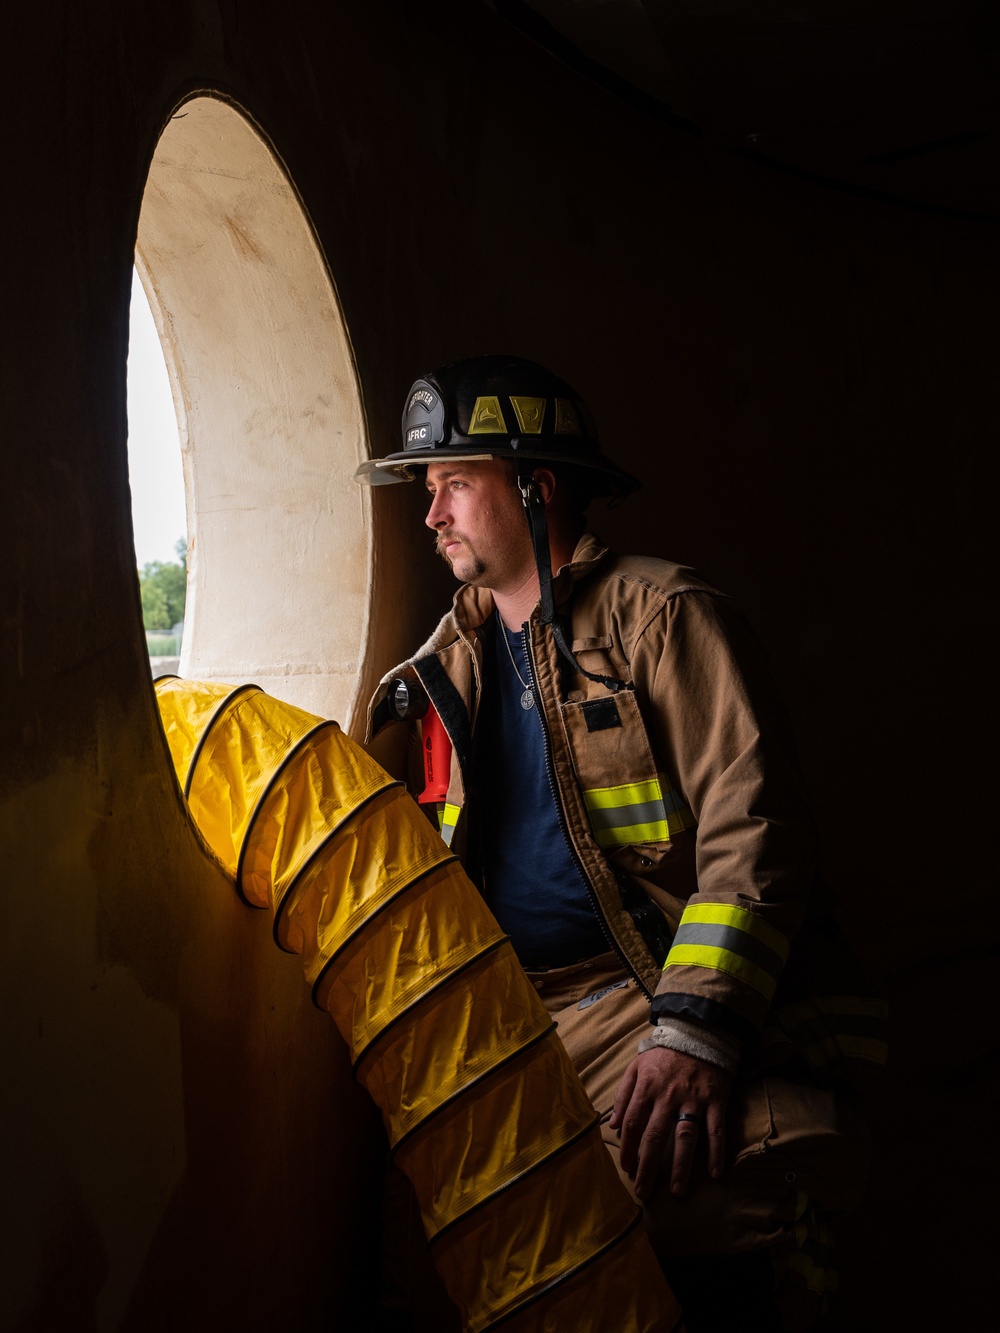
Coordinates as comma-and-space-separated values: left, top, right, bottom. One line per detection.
358, 356, 885, 1332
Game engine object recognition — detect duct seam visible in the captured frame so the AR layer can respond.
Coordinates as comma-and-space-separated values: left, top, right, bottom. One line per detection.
183, 683, 262, 796
234, 717, 339, 905
271, 778, 407, 950
347, 927, 509, 1069
479, 1211, 648, 1332
426, 1111, 604, 1245
386, 1021, 558, 1156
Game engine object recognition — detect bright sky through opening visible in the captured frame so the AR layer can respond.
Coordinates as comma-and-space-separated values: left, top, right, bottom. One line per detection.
127, 269, 187, 569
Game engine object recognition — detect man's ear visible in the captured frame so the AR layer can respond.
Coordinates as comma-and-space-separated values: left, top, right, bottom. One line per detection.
533, 467, 556, 505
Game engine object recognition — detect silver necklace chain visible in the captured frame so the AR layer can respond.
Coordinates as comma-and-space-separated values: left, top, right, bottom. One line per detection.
498, 615, 535, 710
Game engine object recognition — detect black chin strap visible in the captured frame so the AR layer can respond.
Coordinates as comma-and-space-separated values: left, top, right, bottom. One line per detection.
517, 474, 630, 694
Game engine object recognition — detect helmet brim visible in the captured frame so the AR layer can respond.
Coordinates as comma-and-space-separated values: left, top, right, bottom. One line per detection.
354, 447, 639, 496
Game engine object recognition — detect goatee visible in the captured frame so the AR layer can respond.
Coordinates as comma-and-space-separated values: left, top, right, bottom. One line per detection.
434, 533, 485, 582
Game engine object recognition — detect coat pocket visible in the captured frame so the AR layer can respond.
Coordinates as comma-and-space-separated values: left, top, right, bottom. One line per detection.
561, 690, 694, 851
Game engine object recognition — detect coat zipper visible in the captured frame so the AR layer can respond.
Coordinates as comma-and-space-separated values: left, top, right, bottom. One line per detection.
521, 624, 652, 999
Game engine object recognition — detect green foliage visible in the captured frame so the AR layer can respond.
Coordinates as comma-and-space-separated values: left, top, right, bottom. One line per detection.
139, 541, 187, 631
145, 635, 179, 657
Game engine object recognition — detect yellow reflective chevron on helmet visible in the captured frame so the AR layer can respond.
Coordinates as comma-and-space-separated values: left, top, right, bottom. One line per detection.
554, 397, 582, 434
509, 395, 545, 433
467, 396, 508, 433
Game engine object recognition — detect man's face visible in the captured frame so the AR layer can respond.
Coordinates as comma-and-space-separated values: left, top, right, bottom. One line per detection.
424, 459, 533, 593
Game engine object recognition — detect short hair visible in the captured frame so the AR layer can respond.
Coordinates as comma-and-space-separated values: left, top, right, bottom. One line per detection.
546, 462, 598, 517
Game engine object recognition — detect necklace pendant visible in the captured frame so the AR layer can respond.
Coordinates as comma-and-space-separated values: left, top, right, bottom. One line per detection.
520, 687, 535, 711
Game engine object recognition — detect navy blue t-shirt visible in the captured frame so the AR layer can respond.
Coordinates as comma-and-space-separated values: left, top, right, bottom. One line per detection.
475, 616, 606, 968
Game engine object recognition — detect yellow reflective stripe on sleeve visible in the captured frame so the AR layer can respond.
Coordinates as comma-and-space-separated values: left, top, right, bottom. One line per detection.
584, 777, 666, 810
801, 1035, 888, 1067
678, 902, 790, 963
761, 993, 889, 1069
593, 819, 668, 848
583, 775, 694, 848
772, 994, 887, 1026
438, 802, 461, 847
662, 943, 778, 999
661, 902, 790, 1002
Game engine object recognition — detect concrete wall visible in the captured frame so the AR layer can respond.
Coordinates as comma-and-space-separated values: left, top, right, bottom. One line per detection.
1, 0, 994, 1326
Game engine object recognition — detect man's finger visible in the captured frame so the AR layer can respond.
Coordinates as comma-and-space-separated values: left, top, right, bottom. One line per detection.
705, 1101, 727, 1179
616, 1094, 653, 1177
633, 1109, 675, 1201
609, 1065, 637, 1131
668, 1112, 702, 1197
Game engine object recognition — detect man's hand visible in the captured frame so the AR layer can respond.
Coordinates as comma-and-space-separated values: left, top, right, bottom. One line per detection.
608, 1047, 733, 1202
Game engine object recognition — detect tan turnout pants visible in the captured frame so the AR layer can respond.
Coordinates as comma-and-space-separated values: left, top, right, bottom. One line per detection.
527, 954, 871, 1331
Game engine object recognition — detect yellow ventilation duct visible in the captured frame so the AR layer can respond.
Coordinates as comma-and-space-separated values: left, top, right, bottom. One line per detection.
154, 677, 678, 1332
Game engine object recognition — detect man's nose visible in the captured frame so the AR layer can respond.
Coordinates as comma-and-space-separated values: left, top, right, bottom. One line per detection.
425, 491, 449, 530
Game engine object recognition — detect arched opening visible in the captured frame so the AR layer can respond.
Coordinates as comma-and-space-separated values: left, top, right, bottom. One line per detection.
128, 267, 188, 678
134, 94, 371, 732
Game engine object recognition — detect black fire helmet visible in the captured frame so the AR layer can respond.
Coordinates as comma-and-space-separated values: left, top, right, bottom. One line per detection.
354, 354, 640, 497
356, 356, 637, 696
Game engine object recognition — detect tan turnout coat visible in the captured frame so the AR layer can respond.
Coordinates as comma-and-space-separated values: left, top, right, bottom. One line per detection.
369, 533, 886, 1084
